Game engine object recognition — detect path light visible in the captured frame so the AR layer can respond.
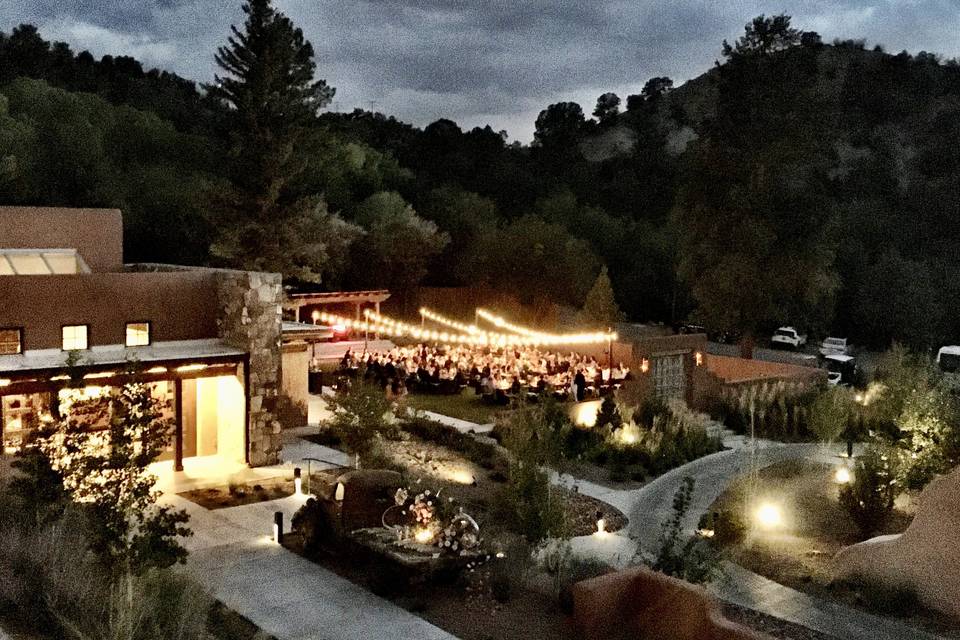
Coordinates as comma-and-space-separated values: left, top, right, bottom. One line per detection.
755, 503, 783, 530
293, 467, 303, 495
311, 310, 319, 324
595, 510, 606, 535
834, 467, 852, 484
415, 528, 434, 544
273, 511, 283, 544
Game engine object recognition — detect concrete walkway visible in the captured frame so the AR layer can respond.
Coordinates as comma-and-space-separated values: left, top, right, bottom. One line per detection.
165, 448, 456, 640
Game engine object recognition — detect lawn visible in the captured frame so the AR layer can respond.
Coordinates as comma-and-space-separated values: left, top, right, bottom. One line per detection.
404, 389, 507, 425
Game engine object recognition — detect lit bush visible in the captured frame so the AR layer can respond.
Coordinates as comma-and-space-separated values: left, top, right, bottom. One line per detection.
839, 446, 900, 539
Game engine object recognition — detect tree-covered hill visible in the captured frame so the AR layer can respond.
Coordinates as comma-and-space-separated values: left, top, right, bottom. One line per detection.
2, 11, 960, 350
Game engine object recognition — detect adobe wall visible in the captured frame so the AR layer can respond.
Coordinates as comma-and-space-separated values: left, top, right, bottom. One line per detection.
832, 465, 960, 621
0, 207, 124, 272
0, 271, 219, 349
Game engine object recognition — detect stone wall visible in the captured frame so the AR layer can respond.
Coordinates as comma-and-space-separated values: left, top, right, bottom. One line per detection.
216, 270, 283, 467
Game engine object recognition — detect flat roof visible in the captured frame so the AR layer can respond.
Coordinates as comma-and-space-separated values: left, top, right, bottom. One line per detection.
0, 338, 246, 377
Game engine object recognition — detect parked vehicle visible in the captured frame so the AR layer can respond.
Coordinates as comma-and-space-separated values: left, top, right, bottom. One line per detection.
770, 327, 807, 350
678, 323, 706, 335
819, 337, 849, 357
937, 346, 960, 373
824, 354, 858, 386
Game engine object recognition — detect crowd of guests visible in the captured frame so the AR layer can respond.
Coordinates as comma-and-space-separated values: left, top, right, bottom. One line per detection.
328, 344, 632, 403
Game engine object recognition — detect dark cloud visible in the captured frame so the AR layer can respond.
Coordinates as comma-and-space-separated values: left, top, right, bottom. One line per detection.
3, 1, 960, 140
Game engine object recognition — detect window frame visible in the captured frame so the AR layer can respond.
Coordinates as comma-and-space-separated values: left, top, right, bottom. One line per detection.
61, 324, 90, 351
125, 321, 152, 347
0, 326, 24, 355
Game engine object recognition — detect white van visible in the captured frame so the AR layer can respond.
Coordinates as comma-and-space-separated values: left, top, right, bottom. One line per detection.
937, 346, 960, 373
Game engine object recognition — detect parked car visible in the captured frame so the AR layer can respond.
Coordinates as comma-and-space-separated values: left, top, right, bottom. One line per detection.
819, 337, 849, 357
824, 354, 858, 386
937, 346, 960, 373
770, 327, 807, 350
678, 323, 706, 335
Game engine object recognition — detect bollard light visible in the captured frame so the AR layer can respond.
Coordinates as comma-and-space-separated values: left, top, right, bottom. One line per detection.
273, 511, 283, 544
294, 467, 303, 496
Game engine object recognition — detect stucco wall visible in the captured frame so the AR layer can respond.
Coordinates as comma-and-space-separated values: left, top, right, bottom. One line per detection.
0, 206, 123, 272
832, 465, 960, 620
0, 271, 219, 349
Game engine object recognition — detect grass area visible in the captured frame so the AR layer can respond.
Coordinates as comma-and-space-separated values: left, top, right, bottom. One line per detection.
404, 390, 505, 425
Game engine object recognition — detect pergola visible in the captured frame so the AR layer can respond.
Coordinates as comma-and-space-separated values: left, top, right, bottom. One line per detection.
284, 289, 391, 325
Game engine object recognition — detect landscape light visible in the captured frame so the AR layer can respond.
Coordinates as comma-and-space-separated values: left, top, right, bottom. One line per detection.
294, 467, 303, 495
415, 528, 434, 544
595, 510, 606, 535
273, 511, 283, 543
451, 469, 476, 485
834, 467, 852, 484
755, 503, 783, 529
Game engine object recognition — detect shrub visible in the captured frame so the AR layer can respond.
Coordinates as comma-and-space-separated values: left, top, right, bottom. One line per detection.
537, 539, 612, 612
327, 382, 399, 457
652, 477, 721, 584
291, 497, 336, 553
855, 578, 920, 616
402, 415, 506, 470
839, 446, 899, 539
698, 508, 746, 547
496, 458, 568, 543
489, 539, 533, 603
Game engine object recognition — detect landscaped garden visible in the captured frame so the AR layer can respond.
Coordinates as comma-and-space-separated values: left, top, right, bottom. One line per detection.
701, 346, 960, 636
273, 378, 739, 640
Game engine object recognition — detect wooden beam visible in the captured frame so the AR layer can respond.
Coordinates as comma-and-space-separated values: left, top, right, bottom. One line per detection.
174, 379, 184, 472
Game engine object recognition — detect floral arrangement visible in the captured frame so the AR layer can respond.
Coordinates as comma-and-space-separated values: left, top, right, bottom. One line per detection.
389, 486, 481, 556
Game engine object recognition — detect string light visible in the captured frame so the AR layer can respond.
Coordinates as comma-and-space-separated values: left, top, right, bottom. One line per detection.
475, 308, 617, 345
319, 308, 618, 347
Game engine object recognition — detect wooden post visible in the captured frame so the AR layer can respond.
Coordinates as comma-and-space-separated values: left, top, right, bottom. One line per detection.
174, 379, 184, 472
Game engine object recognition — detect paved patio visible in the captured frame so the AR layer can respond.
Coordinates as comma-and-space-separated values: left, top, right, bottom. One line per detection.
165, 457, 457, 640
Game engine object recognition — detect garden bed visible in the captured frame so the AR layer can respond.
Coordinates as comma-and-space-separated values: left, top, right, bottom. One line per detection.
178, 476, 301, 510
707, 460, 960, 637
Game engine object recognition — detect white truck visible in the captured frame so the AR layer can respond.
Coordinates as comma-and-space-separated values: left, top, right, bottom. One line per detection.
770, 326, 807, 350
819, 336, 849, 357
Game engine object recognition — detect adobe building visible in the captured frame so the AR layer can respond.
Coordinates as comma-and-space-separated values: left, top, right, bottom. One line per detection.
0, 206, 284, 470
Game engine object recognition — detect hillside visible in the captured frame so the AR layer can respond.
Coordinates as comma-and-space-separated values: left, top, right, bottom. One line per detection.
2, 19, 960, 349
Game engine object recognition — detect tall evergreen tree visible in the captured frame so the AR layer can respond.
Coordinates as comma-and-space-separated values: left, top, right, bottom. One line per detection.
581, 265, 625, 326
208, 0, 351, 282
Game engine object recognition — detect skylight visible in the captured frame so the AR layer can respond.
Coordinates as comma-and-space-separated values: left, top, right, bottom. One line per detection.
0, 249, 90, 275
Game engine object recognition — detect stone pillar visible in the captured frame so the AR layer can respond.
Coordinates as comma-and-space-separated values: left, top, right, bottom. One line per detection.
216, 270, 283, 467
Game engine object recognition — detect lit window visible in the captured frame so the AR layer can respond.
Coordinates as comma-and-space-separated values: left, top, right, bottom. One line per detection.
62, 325, 88, 351
0, 328, 22, 355
126, 322, 150, 347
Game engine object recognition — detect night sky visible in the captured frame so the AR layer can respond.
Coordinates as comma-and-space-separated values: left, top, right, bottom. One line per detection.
6, 1, 960, 141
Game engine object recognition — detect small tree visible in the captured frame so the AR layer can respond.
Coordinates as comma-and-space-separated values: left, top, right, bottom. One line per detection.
580, 265, 625, 327
326, 381, 398, 460
36, 381, 191, 575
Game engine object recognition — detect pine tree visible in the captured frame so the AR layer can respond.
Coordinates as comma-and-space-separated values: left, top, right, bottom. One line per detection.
581, 266, 625, 326
208, 0, 351, 281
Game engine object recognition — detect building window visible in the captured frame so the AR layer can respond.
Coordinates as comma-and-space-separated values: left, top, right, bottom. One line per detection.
125, 322, 151, 347
62, 325, 89, 351
0, 328, 22, 355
